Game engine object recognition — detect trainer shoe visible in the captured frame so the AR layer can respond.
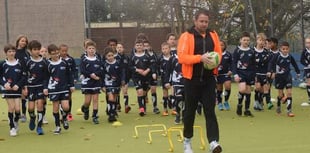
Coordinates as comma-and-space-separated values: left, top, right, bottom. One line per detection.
183, 138, 193, 153
218, 103, 224, 111
29, 117, 36, 131
253, 101, 260, 111
62, 118, 69, 130
20, 114, 27, 123
244, 110, 254, 117
174, 115, 181, 125
287, 112, 295, 117
210, 141, 222, 153
67, 113, 73, 121
171, 109, 177, 115
236, 104, 242, 116
276, 107, 281, 114
153, 107, 160, 114
14, 121, 19, 132
43, 116, 48, 124
223, 101, 230, 110
108, 114, 117, 123
53, 126, 61, 135
125, 106, 131, 113
162, 110, 169, 116
139, 108, 145, 117
267, 102, 274, 110
36, 127, 44, 135
10, 128, 17, 137
93, 116, 100, 124
81, 106, 89, 120
257, 102, 264, 111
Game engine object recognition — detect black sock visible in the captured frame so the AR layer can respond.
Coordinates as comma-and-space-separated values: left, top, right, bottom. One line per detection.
286, 97, 292, 112
277, 96, 282, 107
175, 96, 184, 115
116, 95, 120, 108
37, 111, 44, 127
307, 86, 310, 101
43, 103, 46, 116
217, 90, 223, 104
62, 110, 69, 120
245, 94, 251, 110
238, 92, 244, 105
138, 96, 144, 109
259, 92, 264, 104
254, 90, 259, 102
224, 90, 231, 102
264, 93, 270, 104
92, 109, 98, 118
151, 93, 157, 108
28, 111, 36, 120
8, 112, 14, 129
53, 112, 60, 127
68, 99, 72, 113
22, 99, 27, 114
163, 97, 169, 109
124, 95, 129, 106
14, 112, 20, 122
170, 95, 175, 108
266, 90, 271, 103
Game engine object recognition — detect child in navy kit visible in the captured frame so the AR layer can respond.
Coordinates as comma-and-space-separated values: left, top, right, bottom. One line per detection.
169, 49, 185, 124
143, 40, 160, 114
1, 44, 27, 136
232, 32, 255, 117
80, 41, 104, 124
44, 44, 74, 134
103, 47, 124, 122
216, 40, 232, 111
253, 33, 271, 111
129, 39, 152, 116
116, 43, 132, 113
300, 37, 310, 103
268, 41, 300, 117
159, 42, 173, 116
15, 35, 29, 123
26, 40, 48, 135
59, 44, 78, 121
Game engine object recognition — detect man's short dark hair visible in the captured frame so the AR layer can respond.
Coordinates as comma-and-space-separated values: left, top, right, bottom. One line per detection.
194, 9, 210, 20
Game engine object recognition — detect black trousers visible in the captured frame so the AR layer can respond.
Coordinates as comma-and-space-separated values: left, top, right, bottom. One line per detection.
183, 76, 219, 143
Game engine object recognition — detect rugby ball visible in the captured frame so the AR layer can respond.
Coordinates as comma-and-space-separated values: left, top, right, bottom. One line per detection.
203, 52, 220, 70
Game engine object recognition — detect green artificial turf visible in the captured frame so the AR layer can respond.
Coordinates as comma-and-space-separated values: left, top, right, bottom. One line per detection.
0, 84, 309, 153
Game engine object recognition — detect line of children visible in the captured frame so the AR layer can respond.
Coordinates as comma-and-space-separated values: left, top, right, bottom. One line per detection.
300, 37, 310, 104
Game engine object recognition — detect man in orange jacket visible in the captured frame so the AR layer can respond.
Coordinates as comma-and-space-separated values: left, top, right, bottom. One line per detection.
177, 9, 222, 153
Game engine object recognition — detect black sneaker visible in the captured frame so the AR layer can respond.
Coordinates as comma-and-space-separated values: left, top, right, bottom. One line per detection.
81, 106, 89, 120
62, 118, 69, 130
53, 126, 61, 135
236, 104, 242, 116
174, 115, 181, 125
92, 116, 99, 124
244, 110, 254, 117
108, 114, 117, 123
153, 107, 160, 114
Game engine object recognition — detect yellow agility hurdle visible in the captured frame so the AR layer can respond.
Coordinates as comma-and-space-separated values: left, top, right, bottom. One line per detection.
133, 124, 167, 138
167, 126, 205, 152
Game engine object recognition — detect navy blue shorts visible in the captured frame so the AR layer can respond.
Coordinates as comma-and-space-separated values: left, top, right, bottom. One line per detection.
133, 78, 149, 91
106, 87, 120, 94
237, 70, 255, 85
28, 86, 45, 101
255, 74, 268, 85
173, 85, 184, 97
275, 74, 292, 89
217, 74, 231, 84
49, 92, 70, 101
81, 88, 101, 94
2, 88, 22, 98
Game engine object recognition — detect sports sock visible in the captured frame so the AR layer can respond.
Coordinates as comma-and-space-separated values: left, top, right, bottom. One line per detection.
14, 112, 20, 122
124, 95, 129, 106
151, 93, 157, 108
217, 90, 223, 104
37, 111, 44, 127
224, 89, 231, 101
245, 93, 251, 110
22, 99, 27, 115
53, 112, 60, 127
286, 97, 292, 112
163, 97, 169, 109
8, 112, 14, 129
238, 92, 244, 105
